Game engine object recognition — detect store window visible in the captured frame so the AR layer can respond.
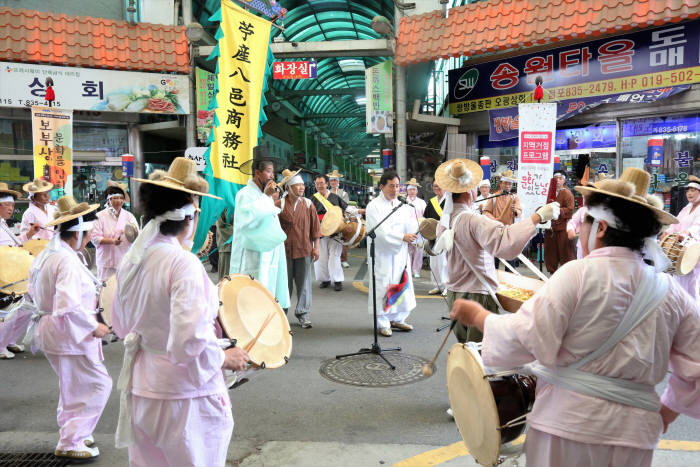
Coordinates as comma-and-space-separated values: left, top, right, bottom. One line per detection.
621, 114, 700, 213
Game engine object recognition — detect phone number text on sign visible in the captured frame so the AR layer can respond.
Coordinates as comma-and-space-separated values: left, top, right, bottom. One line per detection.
520, 131, 552, 163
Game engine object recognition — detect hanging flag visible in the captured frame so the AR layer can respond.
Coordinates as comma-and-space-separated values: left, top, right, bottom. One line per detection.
193, 1, 273, 251
384, 268, 410, 313
31, 106, 73, 199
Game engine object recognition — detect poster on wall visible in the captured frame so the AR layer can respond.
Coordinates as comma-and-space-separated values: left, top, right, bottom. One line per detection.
196, 67, 216, 143
365, 60, 393, 134
1, 62, 189, 114
31, 106, 73, 198
518, 103, 556, 228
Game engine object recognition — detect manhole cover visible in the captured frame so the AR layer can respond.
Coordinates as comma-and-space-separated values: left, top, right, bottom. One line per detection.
0, 452, 67, 466
320, 352, 431, 387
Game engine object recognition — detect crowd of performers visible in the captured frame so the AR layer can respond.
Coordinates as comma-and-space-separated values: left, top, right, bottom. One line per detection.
0, 154, 699, 466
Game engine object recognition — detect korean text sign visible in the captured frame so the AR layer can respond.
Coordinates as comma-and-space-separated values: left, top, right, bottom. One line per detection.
196, 67, 216, 143
518, 103, 556, 227
31, 106, 73, 197
365, 60, 393, 134
209, 1, 271, 185
448, 20, 700, 114
272, 61, 317, 79
2, 62, 189, 114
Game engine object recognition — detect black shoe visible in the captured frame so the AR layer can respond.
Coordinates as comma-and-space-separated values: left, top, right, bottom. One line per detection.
334, 282, 343, 291
320, 281, 330, 289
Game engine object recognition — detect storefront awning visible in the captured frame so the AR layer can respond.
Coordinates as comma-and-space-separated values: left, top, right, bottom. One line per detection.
0, 7, 189, 74
396, 0, 700, 66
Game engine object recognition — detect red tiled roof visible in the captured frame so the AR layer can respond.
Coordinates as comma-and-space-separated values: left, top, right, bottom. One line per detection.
396, 0, 700, 65
0, 7, 189, 74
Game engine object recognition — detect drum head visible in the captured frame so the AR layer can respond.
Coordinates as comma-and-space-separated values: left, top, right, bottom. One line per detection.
22, 239, 49, 257
446, 343, 501, 467
124, 223, 139, 243
419, 218, 439, 241
320, 206, 344, 237
98, 275, 117, 327
218, 274, 292, 368
0, 246, 34, 295
680, 242, 700, 275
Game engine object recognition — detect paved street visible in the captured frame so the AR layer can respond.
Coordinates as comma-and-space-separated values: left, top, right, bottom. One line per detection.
1, 252, 699, 466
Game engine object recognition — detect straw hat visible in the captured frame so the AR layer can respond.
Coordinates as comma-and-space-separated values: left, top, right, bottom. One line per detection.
106, 180, 130, 203
278, 168, 302, 188
0, 246, 34, 295
320, 205, 345, 236
326, 169, 343, 179
23, 178, 53, 194
0, 182, 21, 199
406, 178, 421, 188
45, 195, 100, 227
21, 239, 49, 257
435, 159, 483, 193
497, 169, 517, 183
575, 167, 678, 225
133, 157, 221, 199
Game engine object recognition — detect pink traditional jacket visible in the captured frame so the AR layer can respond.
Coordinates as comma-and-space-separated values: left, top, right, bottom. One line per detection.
665, 201, 700, 299
0, 218, 26, 246
407, 196, 426, 219
482, 247, 700, 449
91, 208, 138, 270
20, 202, 56, 240
29, 240, 102, 362
112, 234, 226, 399
439, 203, 535, 294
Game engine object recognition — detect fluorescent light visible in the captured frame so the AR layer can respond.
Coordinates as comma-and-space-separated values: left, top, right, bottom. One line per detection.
355, 96, 367, 105
339, 59, 365, 73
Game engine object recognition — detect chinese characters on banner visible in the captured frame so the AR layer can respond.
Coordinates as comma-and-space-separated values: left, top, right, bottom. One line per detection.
272, 61, 317, 79
210, 2, 271, 185
31, 106, 73, 197
365, 60, 393, 134
518, 103, 556, 228
196, 67, 216, 144
448, 20, 700, 115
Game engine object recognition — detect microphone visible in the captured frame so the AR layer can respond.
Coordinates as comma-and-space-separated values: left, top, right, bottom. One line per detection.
397, 195, 415, 207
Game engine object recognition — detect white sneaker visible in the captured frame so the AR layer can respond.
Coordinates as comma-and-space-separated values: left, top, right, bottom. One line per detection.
54, 445, 99, 460
441, 289, 447, 296
446, 407, 454, 418
428, 288, 441, 295
341, 261, 350, 268
7, 343, 24, 353
84, 435, 95, 447
0, 348, 15, 360
413, 273, 420, 278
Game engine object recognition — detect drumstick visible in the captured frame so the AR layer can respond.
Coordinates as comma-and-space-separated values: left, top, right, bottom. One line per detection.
422, 320, 457, 377
244, 311, 275, 353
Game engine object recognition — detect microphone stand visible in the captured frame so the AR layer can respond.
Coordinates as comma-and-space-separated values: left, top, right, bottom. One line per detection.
336, 200, 404, 370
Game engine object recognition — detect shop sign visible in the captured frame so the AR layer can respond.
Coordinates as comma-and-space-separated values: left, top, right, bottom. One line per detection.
555, 124, 617, 151
518, 103, 556, 226
196, 68, 216, 143
366, 60, 393, 134
185, 147, 208, 171
489, 85, 688, 141
272, 60, 317, 79
31, 106, 73, 197
622, 115, 700, 137
1, 62, 189, 114
449, 20, 700, 115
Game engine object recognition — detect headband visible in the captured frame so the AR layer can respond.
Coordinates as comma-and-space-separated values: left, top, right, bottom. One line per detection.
0, 195, 14, 203
286, 175, 304, 187
687, 182, 700, 190
407, 184, 418, 190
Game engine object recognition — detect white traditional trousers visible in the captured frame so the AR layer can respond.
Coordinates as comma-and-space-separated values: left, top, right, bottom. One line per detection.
525, 428, 653, 467
0, 306, 32, 350
407, 243, 424, 275
429, 252, 448, 289
45, 353, 112, 452
128, 393, 234, 467
314, 237, 344, 283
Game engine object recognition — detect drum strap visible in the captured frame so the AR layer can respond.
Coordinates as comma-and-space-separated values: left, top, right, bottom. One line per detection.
527, 266, 669, 412
313, 192, 334, 214
430, 196, 443, 218
0, 220, 22, 246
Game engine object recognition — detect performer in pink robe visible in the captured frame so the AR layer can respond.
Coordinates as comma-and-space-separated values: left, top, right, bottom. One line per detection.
91, 181, 138, 281
26, 195, 112, 461
405, 179, 427, 278
112, 158, 249, 467
567, 205, 588, 259
451, 168, 700, 467
20, 178, 56, 241
661, 175, 700, 299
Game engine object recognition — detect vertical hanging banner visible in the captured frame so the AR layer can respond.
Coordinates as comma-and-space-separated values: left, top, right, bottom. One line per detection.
196, 67, 216, 144
518, 103, 556, 227
193, 1, 273, 251
31, 106, 73, 198
366, 60, 393, 134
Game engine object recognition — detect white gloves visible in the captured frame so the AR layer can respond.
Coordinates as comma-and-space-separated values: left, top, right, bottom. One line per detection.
536, 202, 561, 223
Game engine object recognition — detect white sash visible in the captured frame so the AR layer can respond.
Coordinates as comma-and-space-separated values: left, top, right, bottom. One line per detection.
526, 266, 669, 411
